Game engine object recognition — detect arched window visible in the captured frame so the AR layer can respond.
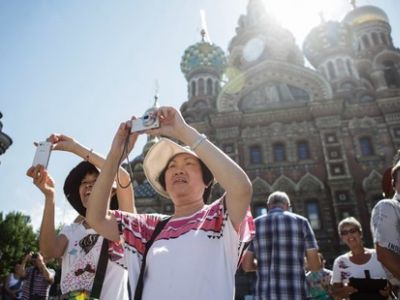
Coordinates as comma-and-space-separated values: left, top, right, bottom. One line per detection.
346, 59, 353, 76
362, 35, 370, 48
297, 141, 310, 160
215, 81, 220, 95
380, 32, 388, 45
306, 200, 321, 230
249, 145, 263, 164
359, 137, 374, 156
336, 58, 345, 75
273, 142, 286, 162
198, 78, 205, 96
191, 81, 196, 97
206, 78, 213, 96
383, 60, 400, 88
327, 61, 336, 79
372, 32, 379, 45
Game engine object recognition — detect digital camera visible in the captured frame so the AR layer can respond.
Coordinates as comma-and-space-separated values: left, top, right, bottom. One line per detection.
131, 110, 160, 133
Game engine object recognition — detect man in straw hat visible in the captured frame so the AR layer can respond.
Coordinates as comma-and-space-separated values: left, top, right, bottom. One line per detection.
371, 150, 400, 297
27, 134, 134, 299
86, 106, 254, 300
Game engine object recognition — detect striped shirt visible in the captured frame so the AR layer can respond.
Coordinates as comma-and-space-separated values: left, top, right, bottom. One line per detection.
22, 266, 55, 300
249, 208, 318, 300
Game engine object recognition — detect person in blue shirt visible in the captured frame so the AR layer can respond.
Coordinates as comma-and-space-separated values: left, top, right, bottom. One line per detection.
242, 191, 321, 300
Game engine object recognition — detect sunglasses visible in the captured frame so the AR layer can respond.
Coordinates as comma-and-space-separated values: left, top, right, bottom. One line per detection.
340, 228, 359, 236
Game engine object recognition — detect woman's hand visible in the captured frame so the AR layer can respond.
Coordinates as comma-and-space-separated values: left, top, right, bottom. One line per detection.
147, 106, 188, 140
379, 282, 391, 297
26, 165, 55, 198
109, 119, 139, 160
331, 282, 358, 299
45, 133, 76, 152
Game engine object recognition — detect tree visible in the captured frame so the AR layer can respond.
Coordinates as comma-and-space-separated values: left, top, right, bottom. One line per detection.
0, 211, 38, 278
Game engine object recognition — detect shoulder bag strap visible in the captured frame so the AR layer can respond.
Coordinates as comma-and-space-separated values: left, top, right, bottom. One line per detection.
90, 237, 109, 299
134, 216, 171, 300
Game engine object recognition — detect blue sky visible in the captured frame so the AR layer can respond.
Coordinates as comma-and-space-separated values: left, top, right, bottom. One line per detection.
1, 0, 399, 229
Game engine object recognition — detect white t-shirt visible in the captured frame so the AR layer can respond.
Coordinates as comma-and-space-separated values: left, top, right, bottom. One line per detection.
331, 249, 386, 284
113, 197, 254, 300
60, 223, 129, 299
371, 195, 400, 286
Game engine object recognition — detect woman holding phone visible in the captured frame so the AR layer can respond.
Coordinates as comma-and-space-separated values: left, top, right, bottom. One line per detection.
27, 134, 135, 299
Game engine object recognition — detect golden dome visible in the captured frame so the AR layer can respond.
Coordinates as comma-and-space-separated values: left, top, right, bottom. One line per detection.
343, 5, 389, 26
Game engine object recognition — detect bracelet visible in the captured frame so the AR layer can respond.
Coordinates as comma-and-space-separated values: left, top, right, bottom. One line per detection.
191, 134, 207, 151
86, 148, 93, 161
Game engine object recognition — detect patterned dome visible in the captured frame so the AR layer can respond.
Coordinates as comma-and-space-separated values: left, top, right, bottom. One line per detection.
180, 33, 227, 80
303, 21, 353, 67
342, 5, 389, 26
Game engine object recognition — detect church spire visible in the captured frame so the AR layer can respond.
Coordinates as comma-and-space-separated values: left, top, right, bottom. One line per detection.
200, 9, 211, 43
152, 81, 160, 109
318, 11, 325, 24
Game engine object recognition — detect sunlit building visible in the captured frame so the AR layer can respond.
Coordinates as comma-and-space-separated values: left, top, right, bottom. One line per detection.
127, 0, 400, 296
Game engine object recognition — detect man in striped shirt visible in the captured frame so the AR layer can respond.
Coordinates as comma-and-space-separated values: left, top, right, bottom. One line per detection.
21, 252, 55, 300
242, 191, 321, 299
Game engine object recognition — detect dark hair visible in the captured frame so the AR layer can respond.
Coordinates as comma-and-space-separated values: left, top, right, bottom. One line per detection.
158, 157, 214, 203
63, 161, 119, 216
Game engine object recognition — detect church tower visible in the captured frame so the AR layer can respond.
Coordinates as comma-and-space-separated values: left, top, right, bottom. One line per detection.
180, 29, 227, 123
303, 18, 360, 95
343, 3, 400, 91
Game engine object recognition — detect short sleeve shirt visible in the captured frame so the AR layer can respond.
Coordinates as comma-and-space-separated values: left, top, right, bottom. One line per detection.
59, 223, 129, 299
112, 197, 254, 300
249, 208, 318, 300
371, 196, 400, 286
331, 250, 386, 284
21, 266, 55, 300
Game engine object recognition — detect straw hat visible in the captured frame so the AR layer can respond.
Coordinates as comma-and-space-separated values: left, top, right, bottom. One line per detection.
143, 138, 213, 200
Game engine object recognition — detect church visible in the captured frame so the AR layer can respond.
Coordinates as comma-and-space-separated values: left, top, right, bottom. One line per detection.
126, 0, 400, 283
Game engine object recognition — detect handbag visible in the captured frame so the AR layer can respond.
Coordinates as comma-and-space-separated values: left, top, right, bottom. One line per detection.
63, 237, 109, 300
134, 216, 171, 300
349, 270, 388, 300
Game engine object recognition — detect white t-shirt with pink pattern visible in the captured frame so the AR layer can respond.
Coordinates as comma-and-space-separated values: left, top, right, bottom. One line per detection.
60, 223, 129, 299
113, 197, 254, 300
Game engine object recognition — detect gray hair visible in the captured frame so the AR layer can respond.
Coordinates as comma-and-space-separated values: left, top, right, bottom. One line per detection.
337, 217, 362, 234
267, 191, 291, 208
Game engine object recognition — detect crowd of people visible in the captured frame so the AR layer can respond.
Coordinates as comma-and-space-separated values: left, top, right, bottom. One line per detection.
1, 105, 399, 299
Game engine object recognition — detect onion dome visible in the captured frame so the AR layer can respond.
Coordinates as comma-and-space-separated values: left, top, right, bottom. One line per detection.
180, 30, 227, 80
343, 5, 389, 26
303, 21, 354, 67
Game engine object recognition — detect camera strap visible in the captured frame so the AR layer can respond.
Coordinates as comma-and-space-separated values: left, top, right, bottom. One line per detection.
90, 237, 109, 299
134, 216, 171, 300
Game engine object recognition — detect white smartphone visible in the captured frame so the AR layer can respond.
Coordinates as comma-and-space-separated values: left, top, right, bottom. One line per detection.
32, 141, 52, 168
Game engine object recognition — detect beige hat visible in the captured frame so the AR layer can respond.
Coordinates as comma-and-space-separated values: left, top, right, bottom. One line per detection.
143, 138, 199, 199
392, 159, 400, 177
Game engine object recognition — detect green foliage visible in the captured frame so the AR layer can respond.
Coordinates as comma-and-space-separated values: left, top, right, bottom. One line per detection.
0, 211, 38, 278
